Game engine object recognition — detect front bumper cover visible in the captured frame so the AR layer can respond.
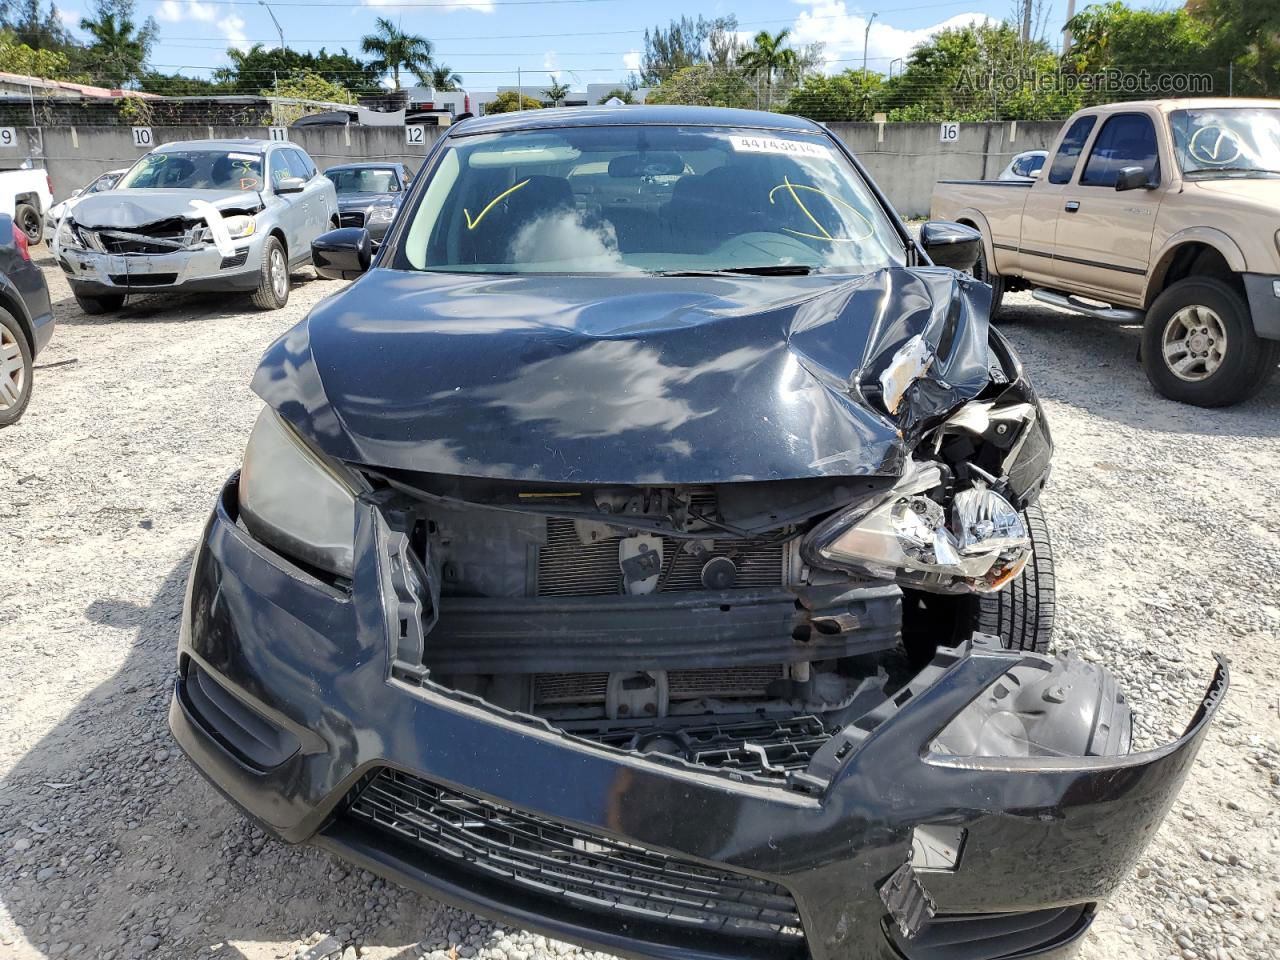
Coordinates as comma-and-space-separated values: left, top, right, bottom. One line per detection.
170, 477, 1226, 960
55, 234, 263, 295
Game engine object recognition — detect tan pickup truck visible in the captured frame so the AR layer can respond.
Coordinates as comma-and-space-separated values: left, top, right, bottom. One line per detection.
931, 98, 1280, 406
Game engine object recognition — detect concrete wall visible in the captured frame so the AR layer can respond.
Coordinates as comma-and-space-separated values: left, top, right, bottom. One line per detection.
825, 121, 1064, 217
24, 120, 1062, 217
28, 125, 447, 202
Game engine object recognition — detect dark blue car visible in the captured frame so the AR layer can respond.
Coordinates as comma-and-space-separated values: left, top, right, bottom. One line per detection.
171, 106, 1224, 960
0, 212, 55, 427
324, 161, 412, 248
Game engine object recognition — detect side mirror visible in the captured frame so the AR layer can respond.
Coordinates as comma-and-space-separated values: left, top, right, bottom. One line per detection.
70, 187, 83, 198
919, 220, 982, 272
312, 227, 372, 280
275, 176, 306, 195
1115, 165, 1151, 191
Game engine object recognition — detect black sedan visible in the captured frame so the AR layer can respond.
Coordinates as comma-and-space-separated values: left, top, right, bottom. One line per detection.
323, 161, 411, 246
0, 212, 55, 426
172, 106, 1224, 960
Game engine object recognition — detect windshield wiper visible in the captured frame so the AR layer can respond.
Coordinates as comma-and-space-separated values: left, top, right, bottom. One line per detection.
653, 265, 814, 277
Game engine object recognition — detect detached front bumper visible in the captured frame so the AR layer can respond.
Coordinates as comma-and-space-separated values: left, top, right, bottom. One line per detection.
171, 477, 1226, 960
55, 235, 262, 296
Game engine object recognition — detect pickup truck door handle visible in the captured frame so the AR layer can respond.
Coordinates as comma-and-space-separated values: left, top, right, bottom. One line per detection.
1064, 201, 1080, 213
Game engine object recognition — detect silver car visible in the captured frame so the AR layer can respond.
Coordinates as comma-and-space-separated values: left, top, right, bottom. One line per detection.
52, 139, 338, 314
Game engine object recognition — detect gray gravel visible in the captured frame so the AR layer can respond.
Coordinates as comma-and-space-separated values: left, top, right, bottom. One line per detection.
1, 252, 1277, 960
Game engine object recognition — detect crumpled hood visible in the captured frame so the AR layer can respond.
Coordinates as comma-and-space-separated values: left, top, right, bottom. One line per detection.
252, 266, 994, 484
70, 188, 262, 228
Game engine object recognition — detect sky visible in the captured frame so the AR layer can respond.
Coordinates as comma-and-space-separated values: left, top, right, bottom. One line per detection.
55, 0, 1092, 91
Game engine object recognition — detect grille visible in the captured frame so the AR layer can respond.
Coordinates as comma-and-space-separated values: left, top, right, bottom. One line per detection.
347, 768, 804, 944
91, 230, 188, 255
108, 273, 177, 287
340, 211, 366, 228
537, 518, 785, 597
220, 249, 249, 269
534, 665, 785, 705
574, 715, 829, 778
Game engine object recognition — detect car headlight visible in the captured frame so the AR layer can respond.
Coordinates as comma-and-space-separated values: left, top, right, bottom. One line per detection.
803, 466, 1030, 593
367, 205, 396, 223
239, 407, 356, 578
222, 214, 256, 239
56, 219, 82, 250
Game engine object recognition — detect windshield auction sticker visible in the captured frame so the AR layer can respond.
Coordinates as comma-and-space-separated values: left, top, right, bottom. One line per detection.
729, 135, 827, 158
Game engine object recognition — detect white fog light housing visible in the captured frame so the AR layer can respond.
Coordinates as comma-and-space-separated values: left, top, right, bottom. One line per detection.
222, 214, 257, 239
804, 472, 1031, 593
55, 219, 82, 250
239, 407, 357, 578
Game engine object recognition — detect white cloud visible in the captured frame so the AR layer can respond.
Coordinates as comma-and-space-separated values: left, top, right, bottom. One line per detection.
542, 50, 558, 73
363, 0, 494, 11
218, 12, 250, 50
57, 7, 80, 29
157, 0, 216, 23
623, 50, 641, 73
789, 2, 996, 74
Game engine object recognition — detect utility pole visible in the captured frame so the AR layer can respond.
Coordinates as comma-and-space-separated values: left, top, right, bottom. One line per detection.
1020, 0, 1032, 44
517, 67, 522, 110
862, 13, 877, 77
258, 1, 285, 50
1062, 0, 1076, 55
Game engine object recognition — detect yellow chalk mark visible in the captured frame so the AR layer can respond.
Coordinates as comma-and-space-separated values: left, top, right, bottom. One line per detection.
464, 179, 530, 231
767, 178, 875, 243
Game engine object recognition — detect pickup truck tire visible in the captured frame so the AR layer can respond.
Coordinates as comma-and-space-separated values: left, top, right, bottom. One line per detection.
15, 203, 41, 245
74, 292, 125, 315
0, 308, 33, 426
1142, 277, 1280, 407
251, 237, 290, 310
901, 500, 1055, 662
968, 244, 1005, 320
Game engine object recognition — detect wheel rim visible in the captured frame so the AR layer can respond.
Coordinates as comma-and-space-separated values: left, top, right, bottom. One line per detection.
1162, 304, 1227, 382
270, 248, 287, 299
0, 326, 25, 410
20, 209, 39, 243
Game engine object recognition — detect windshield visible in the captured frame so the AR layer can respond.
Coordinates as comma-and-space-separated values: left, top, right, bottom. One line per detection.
117, 150, 265, 191
86, 173, 120, 194
1170, 108, 1280, 177
395, 125, 905, 275
327, 167, 400, 194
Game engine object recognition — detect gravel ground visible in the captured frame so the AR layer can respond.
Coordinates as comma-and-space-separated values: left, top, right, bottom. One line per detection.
2, 249, 1278, 960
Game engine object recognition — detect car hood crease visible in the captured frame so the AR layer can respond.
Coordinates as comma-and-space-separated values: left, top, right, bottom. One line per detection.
252, 266, 993, 485
71, 189, 263, 228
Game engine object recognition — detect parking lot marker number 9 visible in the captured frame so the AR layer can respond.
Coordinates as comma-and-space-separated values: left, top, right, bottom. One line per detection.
0, 128, 15, 148
132, 127, 154, 148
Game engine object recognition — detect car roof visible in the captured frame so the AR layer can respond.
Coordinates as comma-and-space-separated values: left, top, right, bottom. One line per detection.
324, 162, 406, 171
153, 139, 280, 152
451, 105, 826, 137
1078, 97, 1279, 115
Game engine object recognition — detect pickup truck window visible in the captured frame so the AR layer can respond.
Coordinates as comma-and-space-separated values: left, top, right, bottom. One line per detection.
1170, 107, 1280, 179
1080, 114, 1159, 188
1047, 116, 1097, 184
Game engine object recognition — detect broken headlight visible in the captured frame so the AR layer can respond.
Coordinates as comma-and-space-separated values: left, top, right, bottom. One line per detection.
55, 219, 84, 250
803, 467, 1030, 593
239, 407, 356, 578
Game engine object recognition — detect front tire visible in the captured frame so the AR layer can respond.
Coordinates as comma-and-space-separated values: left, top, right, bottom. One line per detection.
967, 241, 1006, 320
252, 236, 290, 310
0, 309, 33, 426
1142, 277, 1279, 407
74, 292, 126, 315
15, 202, 41, 245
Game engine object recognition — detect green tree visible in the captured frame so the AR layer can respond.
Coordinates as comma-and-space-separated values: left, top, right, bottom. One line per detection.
361, 17, 433, 91
137, 71, 230, 96
77, 0, 156, 88
0, 29, 72, 78
212, 44, 381, 96
645, 63, 755, 109
542, 77, 570, 106
427, 64, 462, 91
264, 70, 352, 103
640, 15, 738, 85
783, 69, 883, 122
1066, 2, 1213, 76
737, 29, 798, 108
484, 90, 543, 113
1186, 0, 1279, 94
598, 86, 633, 103
2, 0, 75, 52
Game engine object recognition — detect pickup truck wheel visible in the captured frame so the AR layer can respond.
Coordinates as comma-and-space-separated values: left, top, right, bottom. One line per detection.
967, 244, 1006, 320
0, 310, 32, 426
74, 292, 125, 315
1142, 277, 1280, 407
15, 203, 41, 245
251, 237, 290, 310
901, 500, 1055, 662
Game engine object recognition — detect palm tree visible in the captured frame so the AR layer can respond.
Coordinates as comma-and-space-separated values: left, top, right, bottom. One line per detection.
543, 77, 571, 106
79, 5, 157, 88
736, 29, 799, 108
361, 17, 434, 91
425, 64, 463, 91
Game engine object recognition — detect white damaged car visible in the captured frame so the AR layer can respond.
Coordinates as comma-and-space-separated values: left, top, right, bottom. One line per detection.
52, 139, 339, 314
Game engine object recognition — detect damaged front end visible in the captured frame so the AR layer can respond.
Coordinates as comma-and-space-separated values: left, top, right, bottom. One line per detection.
171, 264, 1223, 960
